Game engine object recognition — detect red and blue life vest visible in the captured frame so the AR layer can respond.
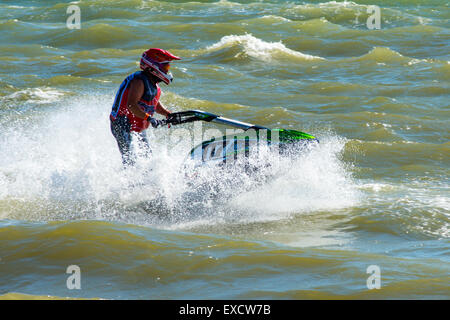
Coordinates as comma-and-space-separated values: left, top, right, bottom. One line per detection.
110, 71, 161, 132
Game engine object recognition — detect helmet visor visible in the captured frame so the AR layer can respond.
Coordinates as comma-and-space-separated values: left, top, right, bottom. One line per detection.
160, 62, 170, 74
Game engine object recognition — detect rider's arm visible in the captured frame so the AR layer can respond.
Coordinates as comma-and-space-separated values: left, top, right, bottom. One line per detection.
155, 101, 171, 118
126, 78, 149, 120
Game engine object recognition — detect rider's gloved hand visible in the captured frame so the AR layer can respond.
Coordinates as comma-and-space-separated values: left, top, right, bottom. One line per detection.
149, 117, 164, 128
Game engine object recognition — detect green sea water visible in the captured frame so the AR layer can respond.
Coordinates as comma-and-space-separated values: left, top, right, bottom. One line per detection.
0, 0, 449, 299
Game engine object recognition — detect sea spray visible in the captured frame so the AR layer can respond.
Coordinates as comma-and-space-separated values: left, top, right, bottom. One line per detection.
0, 94, 358, 228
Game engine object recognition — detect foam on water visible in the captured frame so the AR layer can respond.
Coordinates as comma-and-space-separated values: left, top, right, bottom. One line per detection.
1, 87, 66, 104
206, 34, 325, 62
229, 136, 357, 216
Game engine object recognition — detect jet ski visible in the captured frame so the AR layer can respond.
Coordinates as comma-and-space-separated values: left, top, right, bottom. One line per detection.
162, 110, 318, 165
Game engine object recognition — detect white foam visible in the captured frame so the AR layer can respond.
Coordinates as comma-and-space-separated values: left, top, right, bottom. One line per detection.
207, 34, 324, 62
318, 1, 358, 8
0, 94, 120, 202
260, 15, 292, 22
2, 87, 65, 104
228, 136, 360, 219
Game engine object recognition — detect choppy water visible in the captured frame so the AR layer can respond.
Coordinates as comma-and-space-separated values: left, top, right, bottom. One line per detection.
0, 0, 449, 299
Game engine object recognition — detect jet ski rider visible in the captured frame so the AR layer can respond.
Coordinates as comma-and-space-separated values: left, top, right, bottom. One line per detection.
109, 48, 180, 166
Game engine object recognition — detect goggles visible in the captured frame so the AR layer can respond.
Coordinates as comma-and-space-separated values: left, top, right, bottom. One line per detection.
159, 62, 170, 73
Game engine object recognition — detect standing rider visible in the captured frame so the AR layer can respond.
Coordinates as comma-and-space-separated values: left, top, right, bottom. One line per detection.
110, 48, 180, 166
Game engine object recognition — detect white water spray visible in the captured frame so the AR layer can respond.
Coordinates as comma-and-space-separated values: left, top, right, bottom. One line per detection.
0, 93, 360, 228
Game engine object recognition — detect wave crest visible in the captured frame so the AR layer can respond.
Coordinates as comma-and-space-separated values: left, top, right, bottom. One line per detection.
205, 34, 325, 62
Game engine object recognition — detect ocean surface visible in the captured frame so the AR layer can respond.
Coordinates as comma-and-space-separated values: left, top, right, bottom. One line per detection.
0, 0, 449, 299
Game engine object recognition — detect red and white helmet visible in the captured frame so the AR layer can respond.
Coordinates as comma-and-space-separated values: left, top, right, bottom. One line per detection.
140, 48, 181, 85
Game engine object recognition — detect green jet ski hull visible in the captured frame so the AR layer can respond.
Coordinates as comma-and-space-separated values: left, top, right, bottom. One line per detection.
189, 128, 318, 164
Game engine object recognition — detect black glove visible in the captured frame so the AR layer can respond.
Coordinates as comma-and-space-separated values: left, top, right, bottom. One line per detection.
149, 118, 164, 128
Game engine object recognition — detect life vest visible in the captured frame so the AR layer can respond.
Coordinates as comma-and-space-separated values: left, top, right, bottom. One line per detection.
110, 71, 161, 132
